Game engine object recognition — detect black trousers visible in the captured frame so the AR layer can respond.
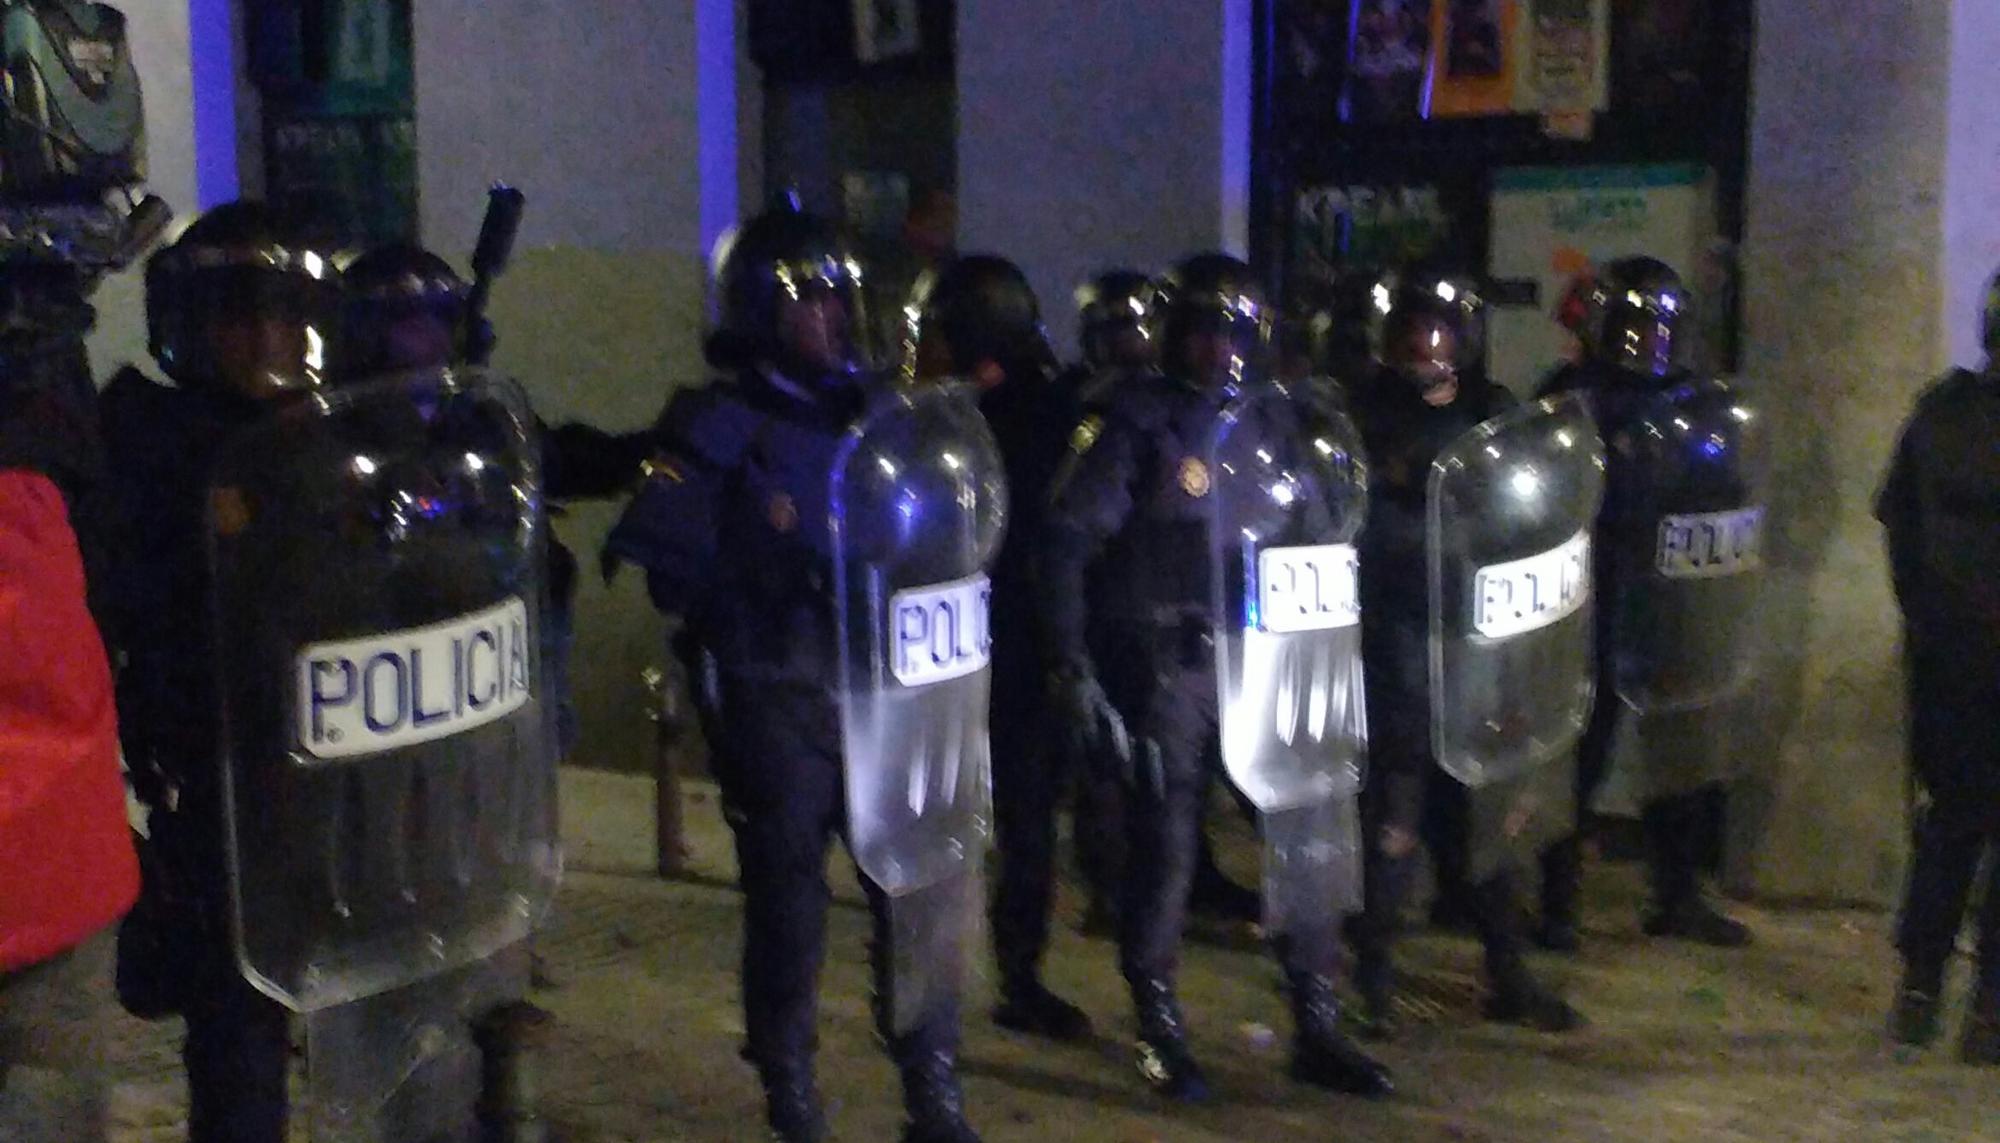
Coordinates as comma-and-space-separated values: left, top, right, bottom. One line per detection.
990, 634, 1079, 987
1100, 636, 1339, 985
121, 806, 291, 1143
184, 961, 290, 1143
1540, 646, 1719, 920
710, 679, 955, 1072
1352, 760, 1533, 987
1898, 802, 2000, 996
1353, 617, 1531, 986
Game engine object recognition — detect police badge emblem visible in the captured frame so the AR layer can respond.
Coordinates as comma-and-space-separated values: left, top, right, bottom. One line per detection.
1179, 456, 1211, 498
1069, 414, 1103, 456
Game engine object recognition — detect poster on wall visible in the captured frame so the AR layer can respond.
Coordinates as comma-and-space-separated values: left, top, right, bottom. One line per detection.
265, 112, 418, 249
854, 0, 921, 64
1612, 0, 1709, 113
1294, 183, 1453, 284
1344, 0, 1436, 122
333, 0, 394, 88
1419, 0, 1607, 121
1444, 0, 1507, 76
1430, 0, 1520, 116
1526, 0, 1609, 128
1486, 163, 1717, 393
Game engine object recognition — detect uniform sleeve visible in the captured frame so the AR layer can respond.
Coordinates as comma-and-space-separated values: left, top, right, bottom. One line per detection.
543, 421, 654, 501
1875, 402, 1926, 611
600, 395, 729, 617
1037, 410, 1142, 668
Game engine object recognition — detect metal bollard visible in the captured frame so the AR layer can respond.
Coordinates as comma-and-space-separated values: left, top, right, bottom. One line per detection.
643, 665, 690, 877
473, 1000, 553, 1143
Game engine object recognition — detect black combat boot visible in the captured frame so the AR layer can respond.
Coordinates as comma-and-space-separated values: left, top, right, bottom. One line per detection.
757, 1063, 827, 1143
1888, 963, 1945, 1048
1962, 987, 2000, 1066
1288, 973, 1394, 1098
1130, 978, 1210, 1102
1536, 837, 1585, 954
1352, 949, 1399, 1042
898, 1051, 981, 1143
1643, 894, 1753, 947
474, 1000, 556, 1143
993, 976, 1093, 1042
1486, 956, 1584, 1033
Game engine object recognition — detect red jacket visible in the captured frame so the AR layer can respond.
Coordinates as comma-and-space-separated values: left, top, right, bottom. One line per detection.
0, 469, 138, 971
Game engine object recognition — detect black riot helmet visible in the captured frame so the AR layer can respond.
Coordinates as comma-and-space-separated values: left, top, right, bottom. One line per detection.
711, 199, 873, 383
1370, 264, 1489, 377
1152, 253, 1271, 390
1377, 274, 1467, 404
338, 242, 469, 380
910, 253, 1056, 386
145, 200, 341, 401
1581, 256, 1691, 379
1075, 268, 1157, 371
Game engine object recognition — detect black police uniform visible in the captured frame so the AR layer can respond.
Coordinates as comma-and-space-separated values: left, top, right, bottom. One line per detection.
606, 367, 976, 1138
103, 201, 343, 1143
1528, 257, 1751, 950
1345, 366, 1577, 1032
1879, 364, 2000, 1060
101, 367, 292, 1143
1535, 358, 1717, 925
906, 253, 1099, 1039
982, 387, 1093, 1009
1042, 358, 1393, 1099
1042, 371, 1229, 990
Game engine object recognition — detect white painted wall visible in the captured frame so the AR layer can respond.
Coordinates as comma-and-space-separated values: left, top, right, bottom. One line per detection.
1733, 0, 1953, 901
415, 0, 742, 772
1943, 0, 2000, 371
956, 0, 1253, 355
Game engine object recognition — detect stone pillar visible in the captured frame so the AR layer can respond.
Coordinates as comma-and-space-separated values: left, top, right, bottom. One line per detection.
956, 0, 1253, 352
1734, 0, 2000, 902
415, 0, 744, 772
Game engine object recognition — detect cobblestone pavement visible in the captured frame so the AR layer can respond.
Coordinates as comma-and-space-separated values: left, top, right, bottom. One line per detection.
103, 771, 2000, 1142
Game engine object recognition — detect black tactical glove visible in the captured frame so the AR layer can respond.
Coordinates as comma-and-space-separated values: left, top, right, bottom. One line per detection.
1049, 662, 1131, 775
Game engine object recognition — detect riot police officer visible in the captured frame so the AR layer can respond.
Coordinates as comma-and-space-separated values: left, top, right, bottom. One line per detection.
1347, 273, 1583, 1036
1878, 270, 2000, 1064
906, 255, 1096, 1041
340, 242, 471, 379
1060, 269, 1265, 933
604, 204, 984, 1143
1041, 253, 1393, 1101
1536, 257, 1754, 951
1058, 268, 1157, 401
103, 200, 344, 1143
341, 242, 649, 758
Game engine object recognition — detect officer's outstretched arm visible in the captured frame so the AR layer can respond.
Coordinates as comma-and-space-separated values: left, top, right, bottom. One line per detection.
543, 420, 655, 501
1874, 413, 1925, 613
601, 452, 721, 617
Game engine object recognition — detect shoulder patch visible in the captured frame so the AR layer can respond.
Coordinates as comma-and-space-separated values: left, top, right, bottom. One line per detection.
1069, 414, 1104, 456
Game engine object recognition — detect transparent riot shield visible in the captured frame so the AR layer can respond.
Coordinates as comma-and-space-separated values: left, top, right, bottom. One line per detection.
1209, 389, 1369, 948
1428, 395, 1604, 877
831, 382, 1006, 1035
1608, 380, 1767, 721
207, 368, 559, 1139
